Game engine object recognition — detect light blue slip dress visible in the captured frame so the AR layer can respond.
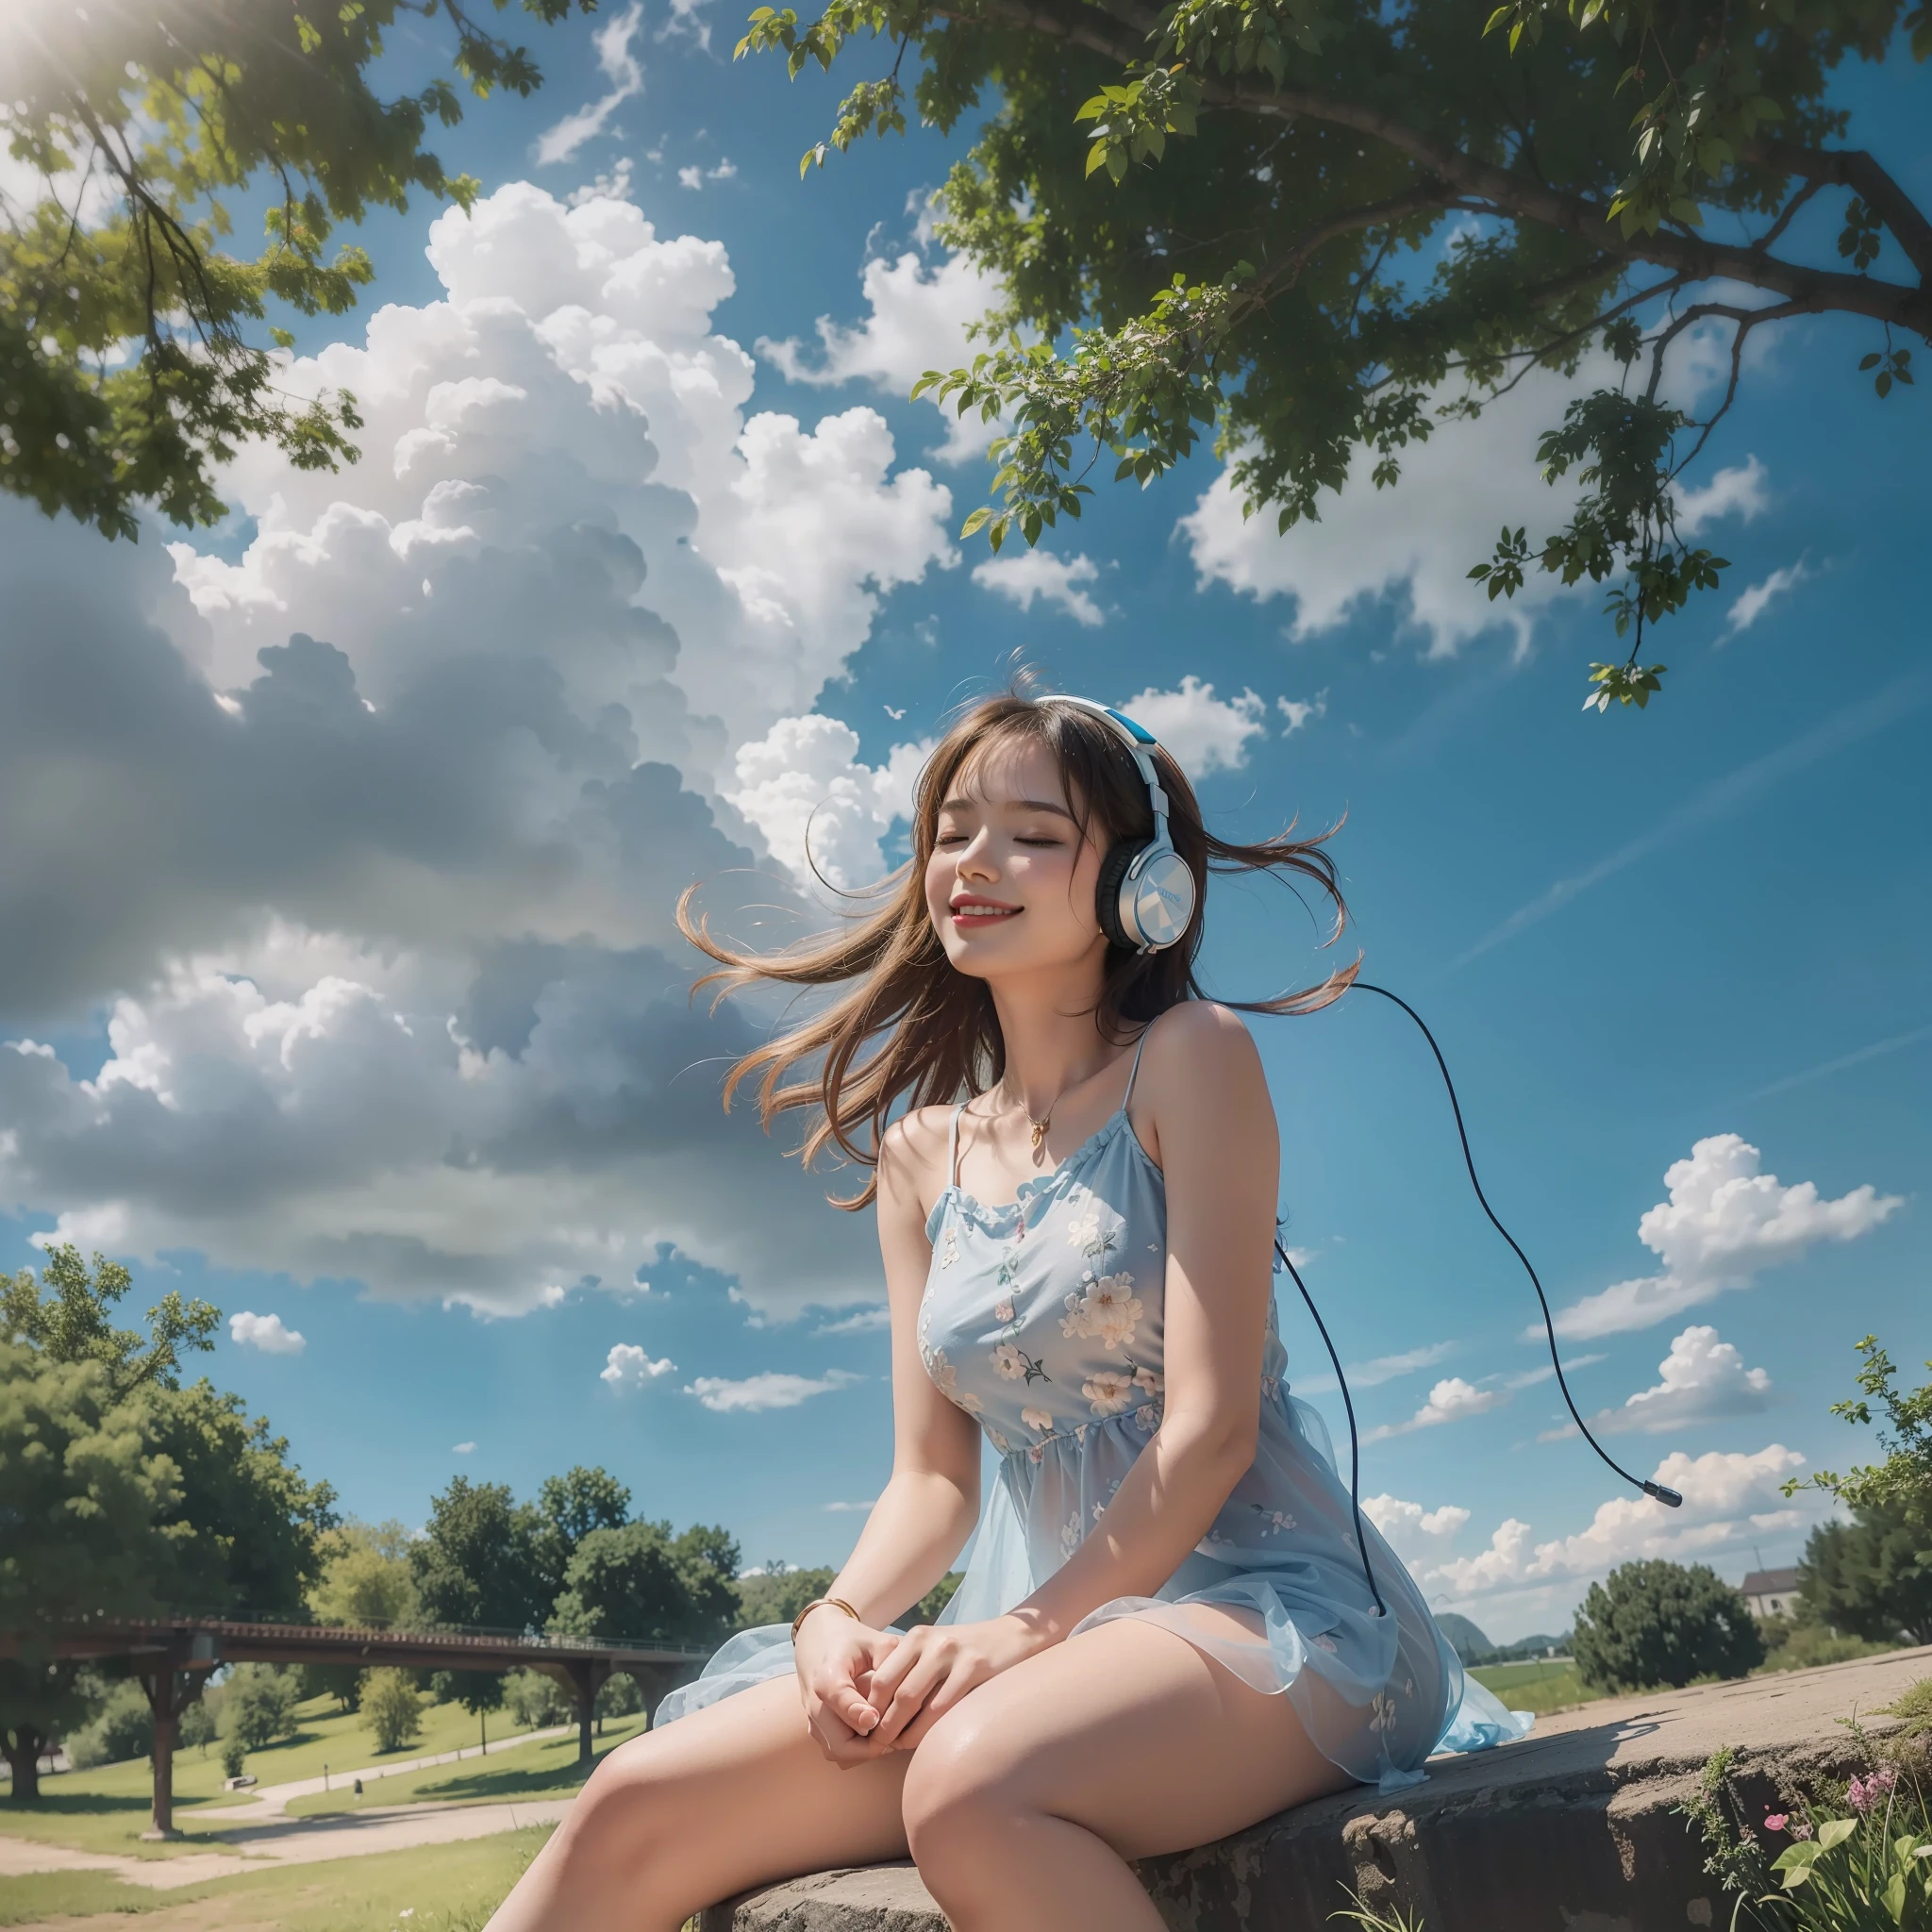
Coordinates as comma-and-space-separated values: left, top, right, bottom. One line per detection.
657, 1033, 1533, 1792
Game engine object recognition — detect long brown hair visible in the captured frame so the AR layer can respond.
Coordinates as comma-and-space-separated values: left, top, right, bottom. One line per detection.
680, 690, 1357, 1208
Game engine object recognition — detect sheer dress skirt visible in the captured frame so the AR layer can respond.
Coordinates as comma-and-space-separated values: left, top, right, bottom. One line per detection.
658, 1385, 1530, 1794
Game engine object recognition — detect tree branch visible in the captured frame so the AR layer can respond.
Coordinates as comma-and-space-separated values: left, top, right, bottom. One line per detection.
1745, 140, 1932, 283
938, 0, 1932, 337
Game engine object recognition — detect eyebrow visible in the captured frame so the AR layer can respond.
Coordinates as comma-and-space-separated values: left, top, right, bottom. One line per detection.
938, 795, 1077, 821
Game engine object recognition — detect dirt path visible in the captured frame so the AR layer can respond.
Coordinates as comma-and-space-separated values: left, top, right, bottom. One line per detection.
0, 1794, 574, 1890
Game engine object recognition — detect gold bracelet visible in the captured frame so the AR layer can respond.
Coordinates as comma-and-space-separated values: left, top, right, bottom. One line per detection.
790, 1595, 861, 1643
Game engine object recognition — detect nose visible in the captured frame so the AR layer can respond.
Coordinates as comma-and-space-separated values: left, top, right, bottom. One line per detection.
955, 823, 999, 880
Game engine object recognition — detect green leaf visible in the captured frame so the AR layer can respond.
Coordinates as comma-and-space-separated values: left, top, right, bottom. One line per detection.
959, 506, 992, 539
1818, 1818, 1858, 1852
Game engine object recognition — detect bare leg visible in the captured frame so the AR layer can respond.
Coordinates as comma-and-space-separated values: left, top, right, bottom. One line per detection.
901, 1611, 1361, 1932
484, 1675, 910, 1932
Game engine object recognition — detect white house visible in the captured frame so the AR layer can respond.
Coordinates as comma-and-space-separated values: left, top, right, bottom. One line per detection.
1741, 1566, 1802, 1620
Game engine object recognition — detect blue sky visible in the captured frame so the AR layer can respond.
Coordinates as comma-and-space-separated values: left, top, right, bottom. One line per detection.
0, 5, 1925, 1642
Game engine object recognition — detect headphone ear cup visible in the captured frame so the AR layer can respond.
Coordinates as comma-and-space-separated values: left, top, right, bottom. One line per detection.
1094, 839, 1144, 949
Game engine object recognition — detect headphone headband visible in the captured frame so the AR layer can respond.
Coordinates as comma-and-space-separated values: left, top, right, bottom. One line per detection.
1042, 694, 1195, 954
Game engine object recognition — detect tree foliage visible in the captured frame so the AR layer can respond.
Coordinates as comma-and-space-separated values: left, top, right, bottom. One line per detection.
361, 1665, 425, 1754
1785, 1333, 1932, 1523
410, 1476, 547, 1635
1572, 1557, 1764, 1690
0, 0, 591, 542
1799, 1503, 1932, 1648
1, 1251, 332, 1796
550, 1519, 742, 1643
742, 0, 1928, 706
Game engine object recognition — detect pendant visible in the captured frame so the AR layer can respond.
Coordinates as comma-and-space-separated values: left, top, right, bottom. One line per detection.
1029, 1118, 1048, 1151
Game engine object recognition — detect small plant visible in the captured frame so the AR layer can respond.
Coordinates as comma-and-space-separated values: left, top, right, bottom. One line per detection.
1681, 1690, 1932, 1931
1331, 1885, 1426, 1931
221, 1736, 245, 1782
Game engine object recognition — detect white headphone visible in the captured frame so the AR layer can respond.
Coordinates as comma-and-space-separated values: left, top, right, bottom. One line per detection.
1046, 698, 1199, 955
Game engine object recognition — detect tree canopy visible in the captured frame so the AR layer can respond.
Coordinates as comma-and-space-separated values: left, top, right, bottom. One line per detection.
745, 0, 1927, 708
1572, 1557, 1764, 1690
0, 0, 590, 542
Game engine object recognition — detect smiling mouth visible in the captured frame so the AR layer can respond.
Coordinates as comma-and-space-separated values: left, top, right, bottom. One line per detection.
951, 901, 1020, 924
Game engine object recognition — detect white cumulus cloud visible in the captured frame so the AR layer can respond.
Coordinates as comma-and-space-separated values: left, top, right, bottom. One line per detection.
724, 714, 932, 890
1363, 1374, 1508, 1443
601, 1342, 676, 1387
972, 550, 1105, 628
685, 1369, 863, 1413
1547, 1134, 1902, 1341
759, 248, 1007, 461
1427, 1442, 1812, 1603
1583, 1324, 1774, 1437
228, 1309, 307, 1355
1675, 457, 1770, 535
1116, 677, 1269, 776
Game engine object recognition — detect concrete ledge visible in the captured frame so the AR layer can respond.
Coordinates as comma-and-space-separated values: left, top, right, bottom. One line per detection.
703, 1645, 1932, 1932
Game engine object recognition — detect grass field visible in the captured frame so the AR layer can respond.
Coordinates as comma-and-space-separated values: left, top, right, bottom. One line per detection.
0, 1694, 548, 1860
0, 1824, 555, 1929
284, 1716, 648, 1818
1468, 1657, 1591, 1713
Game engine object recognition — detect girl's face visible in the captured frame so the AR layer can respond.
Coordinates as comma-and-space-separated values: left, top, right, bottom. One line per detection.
924, 735, 1109, 982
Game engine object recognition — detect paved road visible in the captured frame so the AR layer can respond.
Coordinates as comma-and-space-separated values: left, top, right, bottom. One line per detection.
0, 1794, 574, 1890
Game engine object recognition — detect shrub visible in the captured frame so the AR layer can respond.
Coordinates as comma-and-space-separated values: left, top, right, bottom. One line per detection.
63, 1679, 152, 1769
221, 1736, 245, 1781
361, 1668, 423, 1754
222, 1664, 300, 1754
505, 1669, 572, 1730
1573, 1559, 1764, 1692
178, 1695, 218, 1754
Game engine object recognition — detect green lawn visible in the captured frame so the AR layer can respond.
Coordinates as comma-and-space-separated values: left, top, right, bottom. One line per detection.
285, 1716, 648, 1818
0, 1694, 549, 1860
0, 1823, 554, 1929
1470, 1657, 1592, 1713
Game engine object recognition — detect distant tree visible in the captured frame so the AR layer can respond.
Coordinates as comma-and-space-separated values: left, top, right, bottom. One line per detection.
1800, 1504, 1932, 1649
0, 1341, 183, 1801
2, 1245, 337, 1620
179, 1694, 218, 1756
0, 0, 592, 544
531, 1466, 634, 1609
667, 1524, 744, 1641
221, 1664, 300, 1754
2, 1244, 217, 1401
734, 1565, 839, 1632
360, 1667, 424, 1755
1573, 1559, 1764, 1692
505, 1668, 573, 1731
551, 1524, 714, 1644
304, 1519, 423, 1710
411, 1477, 546, 1634
60, 1676, 153, 1771
908, 1573, 964, 1626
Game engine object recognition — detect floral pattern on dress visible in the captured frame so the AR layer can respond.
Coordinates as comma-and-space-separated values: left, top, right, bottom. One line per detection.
1060, 1272, 1142, 1351
1081, 1369, 1137, 1416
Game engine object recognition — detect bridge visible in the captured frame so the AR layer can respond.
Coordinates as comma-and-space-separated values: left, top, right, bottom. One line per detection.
2, 1617, 708, 1838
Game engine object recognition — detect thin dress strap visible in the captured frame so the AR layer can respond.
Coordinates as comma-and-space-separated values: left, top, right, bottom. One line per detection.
1122, 1028, 1152, 1108
948, 1102, 966, 1188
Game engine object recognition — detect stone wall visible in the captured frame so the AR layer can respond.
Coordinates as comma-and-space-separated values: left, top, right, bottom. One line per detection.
703, 1645, 1932, 1932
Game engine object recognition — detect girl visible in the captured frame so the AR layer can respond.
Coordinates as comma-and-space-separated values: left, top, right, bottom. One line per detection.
488, 691, 1529, 1932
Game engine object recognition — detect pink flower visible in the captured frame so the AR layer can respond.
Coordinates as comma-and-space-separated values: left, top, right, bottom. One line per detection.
1848, 1770, 1897, 1814
1789, 1821, 1813, 1841
1763, 1813, 1789, 1834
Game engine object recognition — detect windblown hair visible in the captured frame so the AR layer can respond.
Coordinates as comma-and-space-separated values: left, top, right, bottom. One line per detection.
679, 690, 1357, 1208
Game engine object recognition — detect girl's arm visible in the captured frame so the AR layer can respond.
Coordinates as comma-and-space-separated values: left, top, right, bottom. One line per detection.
791, 1107, 983, 1760
859, 1003, 1278, 1750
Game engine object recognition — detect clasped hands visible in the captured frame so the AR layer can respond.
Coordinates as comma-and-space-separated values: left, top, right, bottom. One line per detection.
793, 1609, 1041, 1763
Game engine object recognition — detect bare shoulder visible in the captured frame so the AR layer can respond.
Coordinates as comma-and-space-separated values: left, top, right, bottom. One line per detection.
1136, 1002, 1271, 1126
1141, 1000, 1263, 1077
879, 1103, 955, 1206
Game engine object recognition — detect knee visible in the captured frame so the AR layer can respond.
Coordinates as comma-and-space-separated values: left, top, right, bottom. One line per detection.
565, 1732, 680, 1859
901, 1724, 1020, 1892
